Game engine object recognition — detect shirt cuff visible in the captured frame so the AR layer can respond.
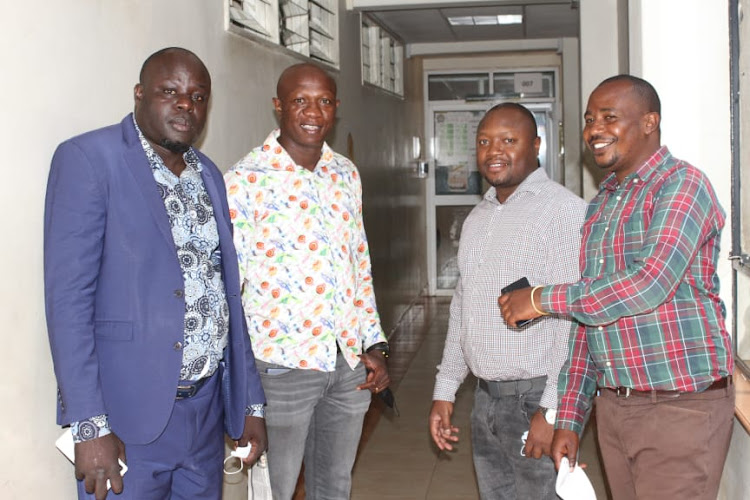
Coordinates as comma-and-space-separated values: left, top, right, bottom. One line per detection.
541, 284, 569, 315
432, 377, 461, 403
71, 415, 111, 443
554, 403, 585, 435
245, 404, 265, 418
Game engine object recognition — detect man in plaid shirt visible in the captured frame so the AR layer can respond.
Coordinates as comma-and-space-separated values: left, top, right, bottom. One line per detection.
499, 75, 734, 500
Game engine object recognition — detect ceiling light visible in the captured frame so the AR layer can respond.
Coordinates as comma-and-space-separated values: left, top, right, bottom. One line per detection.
497, 14, 523, 25
447, 16, 474, 26
473, 16, 498, 25
447, 14, 523, 26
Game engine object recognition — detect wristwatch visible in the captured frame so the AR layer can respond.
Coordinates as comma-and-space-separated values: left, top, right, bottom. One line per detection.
366, 341, 390, 359
538, 407, 556, 425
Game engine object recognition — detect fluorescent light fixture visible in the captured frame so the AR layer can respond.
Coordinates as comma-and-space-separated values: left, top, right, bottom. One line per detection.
447, 14, 523, 26
496, 14, 523, 25
447, 16, 474, 26
473, 15, 498, 25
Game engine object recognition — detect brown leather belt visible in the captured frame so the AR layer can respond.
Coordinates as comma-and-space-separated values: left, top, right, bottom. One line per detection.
603, 376, 731, 398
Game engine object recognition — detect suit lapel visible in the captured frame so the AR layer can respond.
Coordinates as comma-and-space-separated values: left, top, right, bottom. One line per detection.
123, 144, 176, 249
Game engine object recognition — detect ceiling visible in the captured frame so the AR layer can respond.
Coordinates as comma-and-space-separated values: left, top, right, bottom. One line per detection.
351, 0, 579, 44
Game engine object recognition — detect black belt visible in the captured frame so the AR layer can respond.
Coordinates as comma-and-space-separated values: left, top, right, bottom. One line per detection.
176, 377, 208, 400
478, 376, 547, 398
603, 376, 732, 398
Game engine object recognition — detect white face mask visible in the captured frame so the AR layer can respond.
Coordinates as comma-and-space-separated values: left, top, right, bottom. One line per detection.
556, 456, 597, 500
223, 443, 253, 475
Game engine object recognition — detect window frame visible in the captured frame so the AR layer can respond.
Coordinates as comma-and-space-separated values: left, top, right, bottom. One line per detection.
729, 0, 749, 376
360, 13, 404, 97
225, 0, 340, 68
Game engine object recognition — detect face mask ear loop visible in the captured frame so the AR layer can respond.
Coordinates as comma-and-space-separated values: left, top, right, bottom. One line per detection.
223, 455, 244, 475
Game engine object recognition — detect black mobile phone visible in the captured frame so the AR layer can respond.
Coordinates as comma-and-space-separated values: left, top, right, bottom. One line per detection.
501, 277, 532, 327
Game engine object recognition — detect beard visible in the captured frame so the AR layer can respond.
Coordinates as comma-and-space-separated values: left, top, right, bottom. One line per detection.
160, 139, 191, 154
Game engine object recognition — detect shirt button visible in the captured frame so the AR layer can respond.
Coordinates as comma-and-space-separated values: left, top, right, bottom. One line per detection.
633, 179, 639, 183
598, 326, 603, 331
174, 289, 184, 298
173, 342, 183, 351
599, 258, 604, 264
606, 361, 612, 367
616, 196, 622, 201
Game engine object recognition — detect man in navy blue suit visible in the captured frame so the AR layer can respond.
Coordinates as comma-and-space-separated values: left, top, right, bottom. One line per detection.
44, 47, 266, 499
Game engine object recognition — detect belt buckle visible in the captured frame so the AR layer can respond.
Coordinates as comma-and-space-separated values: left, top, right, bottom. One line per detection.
176, 383, 198, 400
615, 387, 631, 398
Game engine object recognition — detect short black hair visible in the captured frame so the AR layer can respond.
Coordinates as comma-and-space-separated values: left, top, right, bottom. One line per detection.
139, 47, 206, 84
598, 74, 661, 114
480, 102, 538, 137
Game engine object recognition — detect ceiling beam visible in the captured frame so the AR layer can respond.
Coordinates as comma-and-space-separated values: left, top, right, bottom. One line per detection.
348, 0, 573, 11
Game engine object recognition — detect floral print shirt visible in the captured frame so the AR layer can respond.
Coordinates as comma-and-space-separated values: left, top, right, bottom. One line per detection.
224, 129, 385, 372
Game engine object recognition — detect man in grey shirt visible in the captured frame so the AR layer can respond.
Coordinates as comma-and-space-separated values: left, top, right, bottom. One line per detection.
429, 103, 586, 499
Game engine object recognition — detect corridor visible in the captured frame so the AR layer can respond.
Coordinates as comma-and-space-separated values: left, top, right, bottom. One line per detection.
351, 296, 609, 499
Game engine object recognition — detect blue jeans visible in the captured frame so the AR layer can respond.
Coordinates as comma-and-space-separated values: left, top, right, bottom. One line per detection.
256, 353, 371, 500
471, 381, 558, 500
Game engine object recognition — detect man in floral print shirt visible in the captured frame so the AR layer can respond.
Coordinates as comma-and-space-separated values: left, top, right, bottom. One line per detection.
225, 63, 390, 499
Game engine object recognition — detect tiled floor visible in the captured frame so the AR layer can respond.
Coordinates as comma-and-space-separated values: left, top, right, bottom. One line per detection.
351, 296, 612, 500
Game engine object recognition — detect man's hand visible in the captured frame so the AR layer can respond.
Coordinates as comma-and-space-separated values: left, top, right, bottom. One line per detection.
74, 432, 126, 500
429, 400, 460, 451
237, 416, 268, 466
551, 428, 580, 471
357, 350, 391, 394
497, 287, 542, 327
524, 410, 553, 459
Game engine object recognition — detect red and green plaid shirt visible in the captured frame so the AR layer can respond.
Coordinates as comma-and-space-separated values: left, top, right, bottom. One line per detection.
541, 146, 733, 433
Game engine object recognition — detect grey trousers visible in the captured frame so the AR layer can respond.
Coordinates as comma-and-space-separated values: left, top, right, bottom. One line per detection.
256, 353, 371, 500
471, 381, 558, 500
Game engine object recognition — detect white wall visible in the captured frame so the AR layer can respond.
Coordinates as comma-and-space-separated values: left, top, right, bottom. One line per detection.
579, 0, 630, 199
0, 1, 424, 498
629, 1, 746, 498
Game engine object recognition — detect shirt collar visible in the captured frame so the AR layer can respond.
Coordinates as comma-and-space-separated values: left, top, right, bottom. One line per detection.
600, 145, 670, 192
484, 166, 550, 204
261, 129, 335, 172
132, 115, 202, 174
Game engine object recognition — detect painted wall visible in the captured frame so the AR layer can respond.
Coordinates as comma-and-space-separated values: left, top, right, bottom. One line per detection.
0, 1, 424, 497
579, 0, 630, 200
629, 1, 746, 498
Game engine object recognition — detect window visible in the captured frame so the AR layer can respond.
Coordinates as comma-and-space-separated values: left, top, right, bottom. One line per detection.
361, 15, 404, 96
226, 0, 339, 66
427, 71, 556, 101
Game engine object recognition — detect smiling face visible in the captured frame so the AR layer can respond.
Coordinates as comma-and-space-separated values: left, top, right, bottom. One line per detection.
273, 64, 339, 169
134, 49, 210, 163
583, 79, 660, 182
476, 105, 541, 203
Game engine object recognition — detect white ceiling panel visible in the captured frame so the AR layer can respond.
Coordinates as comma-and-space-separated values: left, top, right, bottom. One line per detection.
361, 1, 579, 44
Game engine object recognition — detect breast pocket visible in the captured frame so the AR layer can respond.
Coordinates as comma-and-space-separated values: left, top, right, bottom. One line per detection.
94, 321, 133, 341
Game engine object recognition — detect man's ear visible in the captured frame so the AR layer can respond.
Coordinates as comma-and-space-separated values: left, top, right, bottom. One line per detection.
272, 97, 282, 115
134, 84, 143, 103
643, 111, 660, 136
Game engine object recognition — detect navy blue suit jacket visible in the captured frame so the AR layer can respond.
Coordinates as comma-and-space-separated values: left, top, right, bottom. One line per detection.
44, 114, 264, 444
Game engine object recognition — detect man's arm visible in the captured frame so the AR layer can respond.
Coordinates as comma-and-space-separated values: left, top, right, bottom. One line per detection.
543, 168, 723, 325
430, 278, 469, 452
347, 168, 390, 393
222, 169, 268, 463
45, 139, 123, 496
551, 322, 598, 469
